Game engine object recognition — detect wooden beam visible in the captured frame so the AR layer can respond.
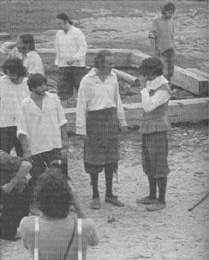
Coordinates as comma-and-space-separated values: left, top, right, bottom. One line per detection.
187, 68, 209, 79
112, 68, 140, 86
64, 98, 209, 133
171, 66, 209, 97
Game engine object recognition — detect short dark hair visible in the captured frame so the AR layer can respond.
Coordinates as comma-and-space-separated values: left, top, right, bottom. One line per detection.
94, 50, 113, 68
19, 34, 35, 51
27, 73, 47, 91
2, 58, 26, 77
162, 2, 176, 14
56, 12, 73, 25
36, 168, 73, 218
139, 57, 164, 77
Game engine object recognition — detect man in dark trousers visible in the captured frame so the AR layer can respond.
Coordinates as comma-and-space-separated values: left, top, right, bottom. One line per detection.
76, 50, 128, 210
0, 150, 32, 240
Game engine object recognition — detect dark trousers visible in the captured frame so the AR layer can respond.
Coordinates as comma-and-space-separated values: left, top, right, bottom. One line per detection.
0, 186, 30, 239
0, 126, 23, 156
57, 66, 87, 100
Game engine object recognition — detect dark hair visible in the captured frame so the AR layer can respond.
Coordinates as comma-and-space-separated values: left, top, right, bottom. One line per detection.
2, 58, 26, 77
162, 2, 176, 14
94, 50, 113, 68
27, 73, 47, 91
140, 57, 164, 77
56, 12, 73, 25
36, 167, 73, 218
19, 34, 35, 51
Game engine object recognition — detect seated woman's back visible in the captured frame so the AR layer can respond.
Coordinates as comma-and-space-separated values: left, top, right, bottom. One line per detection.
20, 168, 99, 260
20, 215, 98, 260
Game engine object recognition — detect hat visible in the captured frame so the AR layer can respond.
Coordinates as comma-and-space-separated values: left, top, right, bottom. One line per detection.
139, 57, 163, 75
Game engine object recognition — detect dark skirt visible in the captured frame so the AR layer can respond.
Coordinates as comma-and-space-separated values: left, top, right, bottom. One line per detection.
142, 131, 170, 178
84, 107, 119, 166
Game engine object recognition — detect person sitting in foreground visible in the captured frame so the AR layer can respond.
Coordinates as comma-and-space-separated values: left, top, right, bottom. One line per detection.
0, 150, 32, 240
20, 167, 99, 260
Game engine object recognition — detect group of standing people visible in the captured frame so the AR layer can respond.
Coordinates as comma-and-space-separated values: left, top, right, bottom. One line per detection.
0, 2, 176, 259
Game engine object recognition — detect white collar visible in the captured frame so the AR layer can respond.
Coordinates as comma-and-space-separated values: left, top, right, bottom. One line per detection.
147, 75, 168, 91
25, 51, 37, 57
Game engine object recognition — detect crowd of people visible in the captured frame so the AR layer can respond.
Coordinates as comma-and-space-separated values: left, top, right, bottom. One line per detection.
0, 2, 176, 259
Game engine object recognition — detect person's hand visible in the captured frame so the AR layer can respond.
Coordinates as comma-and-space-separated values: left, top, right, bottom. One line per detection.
1, 183, 13, 193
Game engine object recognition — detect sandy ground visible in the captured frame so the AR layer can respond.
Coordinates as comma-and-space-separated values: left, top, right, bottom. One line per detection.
1, 1, 209, 260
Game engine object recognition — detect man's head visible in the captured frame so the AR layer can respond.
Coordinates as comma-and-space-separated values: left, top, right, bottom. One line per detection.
17, 34, 35, 54
2, 58, 26, 84
56, 12, 73, 32
139, 57, 164, 81
36, 168, 73, 218
27, 73, 47, 95
94, 50, 114, 76
162, 2, 176, 19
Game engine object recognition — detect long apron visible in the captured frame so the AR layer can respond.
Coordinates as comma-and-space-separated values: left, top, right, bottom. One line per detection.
84, 107, 119, 165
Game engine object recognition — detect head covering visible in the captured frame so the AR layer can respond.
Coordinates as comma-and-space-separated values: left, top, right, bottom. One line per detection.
139, 57, 163, 75
56, 12, 73, 24
162, 2, 176, 13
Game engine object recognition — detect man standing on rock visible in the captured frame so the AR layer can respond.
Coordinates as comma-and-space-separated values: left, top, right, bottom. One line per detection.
55, 12, 87, 107
149, 2, 176, 82
76, 50, 128, 210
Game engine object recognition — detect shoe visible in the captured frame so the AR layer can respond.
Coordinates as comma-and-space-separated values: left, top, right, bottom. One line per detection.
105, 195, 125, 207
136, 196, 158, 205
90, 198, 100, 210
146, 201, 166, 211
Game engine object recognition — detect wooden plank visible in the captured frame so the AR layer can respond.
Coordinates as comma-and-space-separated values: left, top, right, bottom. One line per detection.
171, 66, 209, 97
130, 50, 150, 68
112, 68, 140, 86
187, 68, 209, 79
38, 48, 131, 68
64, 98, 209, 132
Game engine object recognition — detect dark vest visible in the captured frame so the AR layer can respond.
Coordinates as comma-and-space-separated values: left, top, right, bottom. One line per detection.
141, 84, 171, 134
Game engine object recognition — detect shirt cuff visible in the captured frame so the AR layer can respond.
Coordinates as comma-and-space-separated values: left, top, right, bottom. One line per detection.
119, 120, 128, 128
76, 127, 86, 136
16, 130, 29, 138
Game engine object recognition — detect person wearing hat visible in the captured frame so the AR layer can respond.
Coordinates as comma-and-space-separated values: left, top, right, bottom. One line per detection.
136, 57, 171, 211
148, 2, 176, 82
55, 12, 87, 107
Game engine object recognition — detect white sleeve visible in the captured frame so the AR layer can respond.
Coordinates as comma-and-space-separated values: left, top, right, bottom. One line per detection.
76, 79, 87, 136
141, 88, 170, 112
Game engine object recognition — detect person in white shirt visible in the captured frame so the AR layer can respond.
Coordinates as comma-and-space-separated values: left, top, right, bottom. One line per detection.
76, 50, 128, 209
136, 57, 171, 211
17, 73, 69, 189
0, 58, 30, 156
16, 34, 45, 76
55, 12, 87, 104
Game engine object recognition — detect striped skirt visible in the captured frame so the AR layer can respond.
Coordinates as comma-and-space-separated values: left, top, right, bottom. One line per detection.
84, 107, 119, 166
142, 131, 170, 178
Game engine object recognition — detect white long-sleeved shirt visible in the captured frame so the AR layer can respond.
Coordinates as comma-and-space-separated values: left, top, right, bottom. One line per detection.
141, 75, 170, 113
23, 51, 45, 75
17, 93, 67, 155
0, 76, 30, 127
55, 26, 87, 67
76, 68, 127, 136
